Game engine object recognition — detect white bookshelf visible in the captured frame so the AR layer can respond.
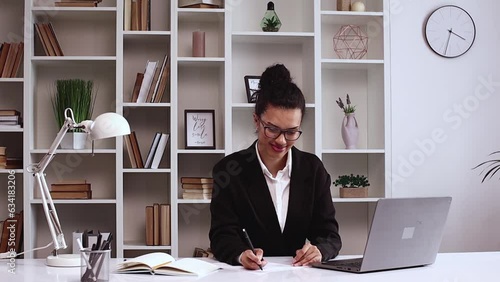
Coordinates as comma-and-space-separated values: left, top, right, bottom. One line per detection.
8, 0, 391, 259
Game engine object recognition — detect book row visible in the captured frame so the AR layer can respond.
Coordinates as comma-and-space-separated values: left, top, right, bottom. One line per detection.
145, 203, 170, 246
0, 42, 23, 78
124, 0, 152, 31
131, 55, 170, 103
124, 131, 170, 169
34, 22, 63, 56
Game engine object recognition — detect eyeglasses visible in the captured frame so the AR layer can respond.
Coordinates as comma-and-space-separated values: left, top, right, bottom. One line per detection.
259, 120, 302, 141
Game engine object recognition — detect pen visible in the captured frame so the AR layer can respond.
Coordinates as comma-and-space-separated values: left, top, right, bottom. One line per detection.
242, 228, 263, 270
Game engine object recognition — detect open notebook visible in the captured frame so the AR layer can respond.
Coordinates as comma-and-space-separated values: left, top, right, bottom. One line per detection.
116, 252, 220, 276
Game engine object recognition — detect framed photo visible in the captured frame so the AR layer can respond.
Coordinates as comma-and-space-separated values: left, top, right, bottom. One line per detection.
185, 110, 215, 149
244, 75, 261, 103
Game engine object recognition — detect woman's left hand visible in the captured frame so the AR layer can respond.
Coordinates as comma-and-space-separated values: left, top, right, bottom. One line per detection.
292, 242, 322, 266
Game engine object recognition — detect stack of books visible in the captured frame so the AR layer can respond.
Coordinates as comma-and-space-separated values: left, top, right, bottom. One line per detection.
54, 0, 102, 7
50, 180, 92, 199
34, 22, 63, 56
0, 42, 24, 78
0, 146, 22, 169
145, 203, 170, 246
124, 131, 170, 169
0, 109, 22, 129
181, 177, 214, 200
124, 0, 151, 31
193, 247, 214, 258
131, 54, 170, 103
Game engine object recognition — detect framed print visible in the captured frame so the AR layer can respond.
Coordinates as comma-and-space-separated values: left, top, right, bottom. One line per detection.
244, 75, 261, 103
185, 110, 215, 149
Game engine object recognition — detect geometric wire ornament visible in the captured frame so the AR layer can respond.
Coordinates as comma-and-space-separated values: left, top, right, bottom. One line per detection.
333, 24, 368, 59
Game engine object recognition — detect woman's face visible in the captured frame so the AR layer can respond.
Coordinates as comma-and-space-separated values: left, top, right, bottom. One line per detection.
254, 105, 302, 163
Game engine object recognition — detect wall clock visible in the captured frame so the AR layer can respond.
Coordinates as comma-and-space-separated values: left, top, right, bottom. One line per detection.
424, 5, 476, 58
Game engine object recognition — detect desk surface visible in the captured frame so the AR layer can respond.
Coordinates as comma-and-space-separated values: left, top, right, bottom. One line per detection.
2, 252, 499, 282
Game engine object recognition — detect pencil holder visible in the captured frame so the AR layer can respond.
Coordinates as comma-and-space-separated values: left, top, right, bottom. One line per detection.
80, 249, 110, 282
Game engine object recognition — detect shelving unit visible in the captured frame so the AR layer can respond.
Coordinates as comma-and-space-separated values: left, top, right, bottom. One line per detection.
4, 0, 390, 259
0, 0, 25, 258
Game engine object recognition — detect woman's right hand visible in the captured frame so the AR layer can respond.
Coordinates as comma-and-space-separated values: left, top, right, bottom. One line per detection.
240, 249, 267, 270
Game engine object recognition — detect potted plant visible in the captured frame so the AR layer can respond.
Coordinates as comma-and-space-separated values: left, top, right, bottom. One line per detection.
51, 79, 97, 149
333, 174, 370, 198
473, 151, 500, 183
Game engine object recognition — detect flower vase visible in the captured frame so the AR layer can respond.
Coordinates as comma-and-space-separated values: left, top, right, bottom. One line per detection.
60, 132, 88, 149
341, 113, 358, 149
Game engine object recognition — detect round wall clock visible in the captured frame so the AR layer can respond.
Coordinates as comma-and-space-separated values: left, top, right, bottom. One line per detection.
424, 5, 476, 58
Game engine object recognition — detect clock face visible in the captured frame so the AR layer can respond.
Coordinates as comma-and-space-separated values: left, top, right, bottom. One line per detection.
425, 5, 476, 58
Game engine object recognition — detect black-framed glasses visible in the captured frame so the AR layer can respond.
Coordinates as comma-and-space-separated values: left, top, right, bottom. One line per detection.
259, 120, 302, 141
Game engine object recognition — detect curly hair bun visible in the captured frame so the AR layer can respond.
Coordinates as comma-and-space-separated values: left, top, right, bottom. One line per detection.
259, 64, 292, 91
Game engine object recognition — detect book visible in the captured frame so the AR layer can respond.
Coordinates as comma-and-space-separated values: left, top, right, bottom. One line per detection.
53, 179, 87, 185
151, 54, 169, 103
50, 183, 91, 192
180, 177, 214, 184
160, 204, 170, 245
123, 134, 137, 168
130, 72, 144, 102
47, 23, 64, 56
145, 206, 154, 245
136, 60, 157, 103
0, 43, 11, 76
124, 0, 132, 31
131, 0, 140, 31
1, 42, 18, 78
0, 110, 20, 116
182, 192, 212, 200
129, 131, 144, 168
115, 252, 219, 276
183, 187, 213, 194
181, 183, 214, 189
54, 1, 99, 7
153, 203, 160, 245
50, 190, 92, 199
10, 42, 24, 78
144, 132, 161, 168
145, 64, 161, 102
35, 23, 56, 56
150, 133, 169, 169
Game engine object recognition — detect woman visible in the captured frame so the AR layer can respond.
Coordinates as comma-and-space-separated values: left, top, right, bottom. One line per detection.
209, 64, 341, 270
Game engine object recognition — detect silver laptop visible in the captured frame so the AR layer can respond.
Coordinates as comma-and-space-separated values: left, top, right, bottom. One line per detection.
312, 197, 452, 273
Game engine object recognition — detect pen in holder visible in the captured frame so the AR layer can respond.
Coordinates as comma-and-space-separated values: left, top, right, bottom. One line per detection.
80, 248, 110, 282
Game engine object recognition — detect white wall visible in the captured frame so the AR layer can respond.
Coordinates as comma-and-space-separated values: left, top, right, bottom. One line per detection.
390, 0, 500, 252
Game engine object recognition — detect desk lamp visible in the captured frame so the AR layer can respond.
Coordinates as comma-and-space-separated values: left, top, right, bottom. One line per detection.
27, 108, 130, 267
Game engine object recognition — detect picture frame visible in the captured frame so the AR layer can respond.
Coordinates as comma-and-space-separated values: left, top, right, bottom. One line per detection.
185, 109, 215, 149
244, 75, 261, 103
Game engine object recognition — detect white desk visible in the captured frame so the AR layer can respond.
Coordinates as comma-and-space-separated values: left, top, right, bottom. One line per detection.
2, 252, 499, 282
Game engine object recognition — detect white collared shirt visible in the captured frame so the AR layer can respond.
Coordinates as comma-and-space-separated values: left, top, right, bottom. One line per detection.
255, 142, 292, 233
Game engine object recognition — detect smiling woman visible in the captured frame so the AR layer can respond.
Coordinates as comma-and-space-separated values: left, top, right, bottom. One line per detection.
209, 64, 342, 270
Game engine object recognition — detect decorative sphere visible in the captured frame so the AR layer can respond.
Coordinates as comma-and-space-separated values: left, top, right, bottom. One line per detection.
351, 1, 366, 12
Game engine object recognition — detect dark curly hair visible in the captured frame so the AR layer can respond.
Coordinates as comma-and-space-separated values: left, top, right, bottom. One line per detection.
254, 64, 306, 119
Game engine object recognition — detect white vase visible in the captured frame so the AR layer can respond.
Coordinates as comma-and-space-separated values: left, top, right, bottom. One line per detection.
341, 113, 358, 149
60, 132, 88, 149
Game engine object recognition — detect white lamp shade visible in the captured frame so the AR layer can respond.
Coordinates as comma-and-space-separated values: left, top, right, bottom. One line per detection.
83, 112, 131, 140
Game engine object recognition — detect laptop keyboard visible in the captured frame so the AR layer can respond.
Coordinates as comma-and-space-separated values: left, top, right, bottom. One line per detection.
325, 258, 362, 268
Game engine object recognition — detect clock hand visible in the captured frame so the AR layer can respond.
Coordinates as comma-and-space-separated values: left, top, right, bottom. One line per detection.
448, 28, 466, 40
444, 29, 452, 55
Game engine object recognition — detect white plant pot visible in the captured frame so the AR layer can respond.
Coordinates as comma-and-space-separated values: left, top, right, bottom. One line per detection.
60, 132, 88, 149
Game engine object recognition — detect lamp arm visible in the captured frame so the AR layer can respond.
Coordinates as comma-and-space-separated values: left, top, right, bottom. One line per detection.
36, 117, 79, 174
26, 116, 81, 252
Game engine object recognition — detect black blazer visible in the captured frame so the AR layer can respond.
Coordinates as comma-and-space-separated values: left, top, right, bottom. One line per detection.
209, 142, 341, 265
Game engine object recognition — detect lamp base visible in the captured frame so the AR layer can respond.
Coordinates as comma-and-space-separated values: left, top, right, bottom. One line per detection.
46, 253, 81, 267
